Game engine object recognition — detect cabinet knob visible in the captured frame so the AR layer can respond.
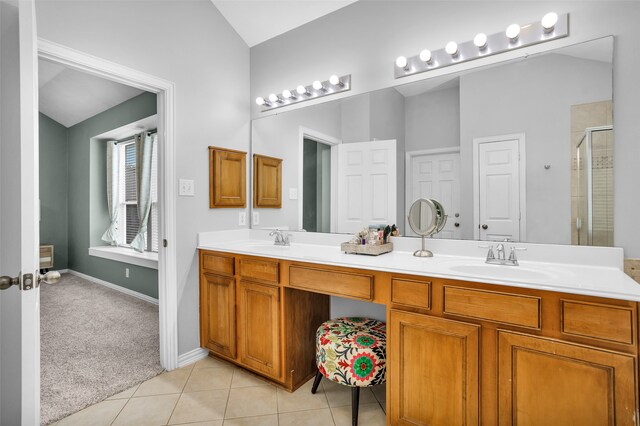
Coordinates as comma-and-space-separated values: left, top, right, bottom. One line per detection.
454, 223, 460, 227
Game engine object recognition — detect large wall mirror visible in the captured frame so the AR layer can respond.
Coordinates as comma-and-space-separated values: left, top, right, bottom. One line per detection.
250, 36, 614, 246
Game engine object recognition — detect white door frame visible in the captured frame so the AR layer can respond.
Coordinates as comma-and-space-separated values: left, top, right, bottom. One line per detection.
37, 39, 179, 370
298, 127, 341, 232
472, 133, 526, 241
405, 147, 460, 236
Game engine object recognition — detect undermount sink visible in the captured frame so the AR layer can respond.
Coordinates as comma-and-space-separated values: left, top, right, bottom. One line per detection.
447, 263, 555, 281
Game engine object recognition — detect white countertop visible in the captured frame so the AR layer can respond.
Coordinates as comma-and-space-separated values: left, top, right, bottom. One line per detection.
197, 230, 640, 302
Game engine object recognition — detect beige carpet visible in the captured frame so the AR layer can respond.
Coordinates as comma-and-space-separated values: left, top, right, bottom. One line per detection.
40, 273, 163, 425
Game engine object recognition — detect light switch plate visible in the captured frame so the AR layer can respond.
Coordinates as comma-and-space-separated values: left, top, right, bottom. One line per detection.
239, 211, 246, 226
179, 179, 194, 196
289, 188, 298, 200
252, 211, 259, 226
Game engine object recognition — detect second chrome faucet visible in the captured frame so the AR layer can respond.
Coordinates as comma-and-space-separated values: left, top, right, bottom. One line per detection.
480, 243, 526, 266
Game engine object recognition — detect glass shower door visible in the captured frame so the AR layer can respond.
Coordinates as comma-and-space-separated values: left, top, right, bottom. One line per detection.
575, 125, 614, 246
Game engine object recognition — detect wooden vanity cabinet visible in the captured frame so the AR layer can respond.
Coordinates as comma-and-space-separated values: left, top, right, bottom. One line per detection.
388, 274, 639, 426
200, 250, 639, 423
199, 250, 330, 390
237, 280, 281, 378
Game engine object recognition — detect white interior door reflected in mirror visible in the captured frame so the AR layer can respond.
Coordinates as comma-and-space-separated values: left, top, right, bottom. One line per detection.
407, 149, 460, 239
473, 134, 526, 242
337, 139, 397, 234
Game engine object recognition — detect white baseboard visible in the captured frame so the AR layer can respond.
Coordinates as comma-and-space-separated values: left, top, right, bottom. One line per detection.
177, 347, 209, 368
57, 269, 69, 274
67, 269, 159, 305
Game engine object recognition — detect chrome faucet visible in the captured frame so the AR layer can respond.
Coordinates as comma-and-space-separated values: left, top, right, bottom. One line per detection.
479, 243, 525, 266
269, 229, 291, 246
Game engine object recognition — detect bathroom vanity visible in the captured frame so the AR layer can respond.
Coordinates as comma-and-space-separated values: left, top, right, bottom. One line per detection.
198, 230, 640, 425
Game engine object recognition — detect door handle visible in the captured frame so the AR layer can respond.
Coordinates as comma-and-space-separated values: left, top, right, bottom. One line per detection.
0, 270, 61, 291
482, 224, 488, 230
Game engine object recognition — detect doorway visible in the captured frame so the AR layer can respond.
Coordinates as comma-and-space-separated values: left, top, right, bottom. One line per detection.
472, 133, 526, 242
302, 137, 332, 233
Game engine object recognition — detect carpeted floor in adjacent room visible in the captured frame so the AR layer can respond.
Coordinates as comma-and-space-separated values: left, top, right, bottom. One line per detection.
40, 273, 163, 425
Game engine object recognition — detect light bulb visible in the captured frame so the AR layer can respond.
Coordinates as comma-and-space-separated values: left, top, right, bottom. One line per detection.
312, 80, 324, 91
282, 89, 293, 99
419, 49, 432, 63
255, 97, 266, 106
541, 12, 558, 32
268, 93, 279, 103
329, 75, 341, 86
474, 33, 488, 49
445, 41, 459, 56
395, 56, 408, 69
296, 85, 308, 95
506, 23, 521, 41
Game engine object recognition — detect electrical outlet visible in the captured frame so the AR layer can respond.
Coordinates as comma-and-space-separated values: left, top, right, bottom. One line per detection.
252, 211, 259, 226
179, 179, 195, 196
289, 188, 298, 200
125, 268, 129, 278
239, 211, 246, 226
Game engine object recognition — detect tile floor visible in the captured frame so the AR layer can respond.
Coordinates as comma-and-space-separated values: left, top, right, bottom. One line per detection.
52, 356, 387, 426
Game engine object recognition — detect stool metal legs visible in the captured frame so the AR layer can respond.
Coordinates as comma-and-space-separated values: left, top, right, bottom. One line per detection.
310, 369, 361, 426
311, 370, 323, 394
351, 387, 360, 426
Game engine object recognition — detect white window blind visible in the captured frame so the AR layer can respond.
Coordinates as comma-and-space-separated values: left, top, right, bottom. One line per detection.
116, 136, 159, 252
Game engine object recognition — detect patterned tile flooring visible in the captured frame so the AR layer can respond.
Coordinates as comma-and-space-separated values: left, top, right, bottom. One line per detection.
52, 356, 387, 426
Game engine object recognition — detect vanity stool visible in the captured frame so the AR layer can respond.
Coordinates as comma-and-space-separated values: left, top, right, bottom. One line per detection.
311, 317, 386, 426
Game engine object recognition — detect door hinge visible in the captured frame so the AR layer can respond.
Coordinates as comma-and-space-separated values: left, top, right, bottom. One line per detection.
163, 239, 168, 248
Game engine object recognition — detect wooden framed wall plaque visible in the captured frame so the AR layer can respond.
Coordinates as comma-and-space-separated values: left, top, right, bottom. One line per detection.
253, 154, 282, 208
209, 146, 246, 208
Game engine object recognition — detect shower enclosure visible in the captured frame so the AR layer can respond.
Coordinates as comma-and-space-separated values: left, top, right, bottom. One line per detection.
575, 125, 614, 246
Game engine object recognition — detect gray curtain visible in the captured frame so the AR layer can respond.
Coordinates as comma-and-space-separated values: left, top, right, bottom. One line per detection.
101, 141, 120, 245
130, 132, 156, 252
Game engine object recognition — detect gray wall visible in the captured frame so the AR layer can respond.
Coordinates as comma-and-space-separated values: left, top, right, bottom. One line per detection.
68, 92, 159, 298
36, 0, 251, 355
39, 113, 69, 269
405, 85, 460, 152
459, 53, 612, 244
250, 1, 640, 258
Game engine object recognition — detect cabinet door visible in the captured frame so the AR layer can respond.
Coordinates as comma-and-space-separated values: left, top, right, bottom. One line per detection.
389, 310, 480, 425
237, 280, 281, 379
498, 331, 637, 426
200, 273, 236, 359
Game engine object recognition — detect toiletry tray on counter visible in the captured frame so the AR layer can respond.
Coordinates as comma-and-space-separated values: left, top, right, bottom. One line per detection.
341, 242, 393, 256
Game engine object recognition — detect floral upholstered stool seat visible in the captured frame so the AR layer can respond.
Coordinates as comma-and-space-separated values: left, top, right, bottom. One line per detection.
311, 317, 386, 426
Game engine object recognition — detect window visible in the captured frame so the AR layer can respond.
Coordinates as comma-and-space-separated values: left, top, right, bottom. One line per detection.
117, 137, 158, 252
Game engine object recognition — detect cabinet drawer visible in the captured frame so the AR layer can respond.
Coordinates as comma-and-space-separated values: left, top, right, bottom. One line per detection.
443, 286, 540, 329
391, 278, 430, 310
289, 265, 373, 301
239, 258, 279, 284
201, 252, 235, 276
561, 300, 634, 345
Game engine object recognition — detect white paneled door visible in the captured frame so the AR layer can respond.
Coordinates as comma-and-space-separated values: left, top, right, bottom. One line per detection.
0, 1, 40, 424
475, 135, 524, 242
407, 150, 461, 238
337, 140, 397, 234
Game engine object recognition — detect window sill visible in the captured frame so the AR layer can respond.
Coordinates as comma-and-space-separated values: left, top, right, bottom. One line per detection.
88, 246, 158, 270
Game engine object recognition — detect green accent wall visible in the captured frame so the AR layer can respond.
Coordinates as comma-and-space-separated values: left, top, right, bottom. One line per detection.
67, 92, 159, 298
39, 113, 69, 269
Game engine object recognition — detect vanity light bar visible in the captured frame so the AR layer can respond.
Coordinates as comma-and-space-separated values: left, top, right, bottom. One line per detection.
256, 74, 351, 111
394, 12, 568, 79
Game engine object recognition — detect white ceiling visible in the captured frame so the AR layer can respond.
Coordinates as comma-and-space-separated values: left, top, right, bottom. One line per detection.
211, 0, 358, 47
38, 59, 144, 128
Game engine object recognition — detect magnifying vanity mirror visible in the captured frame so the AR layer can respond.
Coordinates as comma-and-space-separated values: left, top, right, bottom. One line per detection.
407, 199, 448, 257
250, 36, 614, 248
